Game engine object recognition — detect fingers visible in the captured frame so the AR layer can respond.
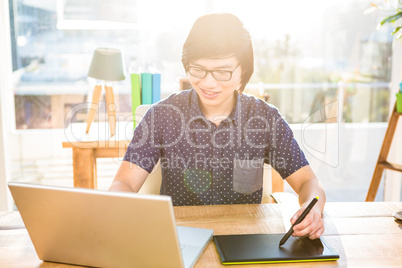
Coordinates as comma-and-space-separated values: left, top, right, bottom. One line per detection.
308, 225, 325, 240
290, 210, 302, 225
290, 208, 324, 239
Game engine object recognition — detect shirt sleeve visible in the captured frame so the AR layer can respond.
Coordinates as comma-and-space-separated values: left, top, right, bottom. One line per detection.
266, 108, 309, 179
123, 106, 163, 173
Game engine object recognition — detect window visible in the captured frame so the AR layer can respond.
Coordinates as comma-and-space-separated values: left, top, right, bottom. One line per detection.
9, 0, 392, 129
215, 0, 392, 124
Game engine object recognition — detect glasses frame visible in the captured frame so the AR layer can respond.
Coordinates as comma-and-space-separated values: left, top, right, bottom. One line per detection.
187, 63, 240, 82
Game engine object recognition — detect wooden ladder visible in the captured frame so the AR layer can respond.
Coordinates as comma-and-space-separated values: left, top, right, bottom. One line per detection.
366, 102, 402, 201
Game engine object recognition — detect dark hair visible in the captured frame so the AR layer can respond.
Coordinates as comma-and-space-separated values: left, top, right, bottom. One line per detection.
182, 13, 254, 92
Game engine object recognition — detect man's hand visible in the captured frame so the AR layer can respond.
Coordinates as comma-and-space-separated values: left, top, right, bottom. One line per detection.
285, 165, 326, 240
290, 205, 324, 240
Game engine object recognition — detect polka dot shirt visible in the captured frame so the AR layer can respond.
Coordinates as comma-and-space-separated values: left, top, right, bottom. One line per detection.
124, 89, 309, 206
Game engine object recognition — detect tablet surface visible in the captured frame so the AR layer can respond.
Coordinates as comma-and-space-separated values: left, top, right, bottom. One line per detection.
214, 233, 339, 265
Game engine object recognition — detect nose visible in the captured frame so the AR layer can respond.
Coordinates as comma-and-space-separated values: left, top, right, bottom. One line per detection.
200, 72, 218, 88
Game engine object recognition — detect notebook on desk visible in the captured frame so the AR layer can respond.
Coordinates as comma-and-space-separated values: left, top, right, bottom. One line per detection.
214, 233, 339, 265
8, 182, 213, 268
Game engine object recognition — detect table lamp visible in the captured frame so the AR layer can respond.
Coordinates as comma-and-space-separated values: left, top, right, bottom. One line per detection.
87, 48, 125, 137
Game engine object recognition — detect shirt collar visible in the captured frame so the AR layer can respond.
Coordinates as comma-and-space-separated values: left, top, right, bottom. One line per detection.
189, 89, 206, 118
222, 91, 240, 126
189, 89, 210, 127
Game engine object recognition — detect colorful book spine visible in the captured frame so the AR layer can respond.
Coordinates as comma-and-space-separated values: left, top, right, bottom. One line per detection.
141, 73, 153, 105
152, 73, 161, 103
131, 73, 141, 127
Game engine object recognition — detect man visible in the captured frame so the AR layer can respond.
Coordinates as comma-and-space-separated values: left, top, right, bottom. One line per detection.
109, 13, 325, 239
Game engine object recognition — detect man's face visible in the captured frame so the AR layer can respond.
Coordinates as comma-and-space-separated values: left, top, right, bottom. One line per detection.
188, 56, 242, 112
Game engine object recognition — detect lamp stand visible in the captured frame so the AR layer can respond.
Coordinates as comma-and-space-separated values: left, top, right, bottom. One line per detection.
86, 82, 116, 137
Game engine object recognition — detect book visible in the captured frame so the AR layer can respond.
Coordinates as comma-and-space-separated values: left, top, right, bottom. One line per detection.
131, 73, 141, 127
141, 73, 153, 105
152, 73, 161, 103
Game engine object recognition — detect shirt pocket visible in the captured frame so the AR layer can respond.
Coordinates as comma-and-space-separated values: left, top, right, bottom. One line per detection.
232, 158, 264, 195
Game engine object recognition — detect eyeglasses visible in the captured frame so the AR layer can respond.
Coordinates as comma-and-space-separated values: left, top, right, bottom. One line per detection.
187, 64, 240, 82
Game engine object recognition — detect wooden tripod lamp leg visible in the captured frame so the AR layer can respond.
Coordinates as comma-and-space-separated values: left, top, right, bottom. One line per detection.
86, 85, 103, 133
105, 85, 116, 137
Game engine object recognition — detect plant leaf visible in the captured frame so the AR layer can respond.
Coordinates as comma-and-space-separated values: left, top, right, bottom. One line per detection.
392, 25, 402, 35
380, 12, 402, 26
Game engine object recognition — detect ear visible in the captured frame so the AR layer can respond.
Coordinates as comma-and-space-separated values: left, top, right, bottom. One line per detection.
180, 77, 193, 91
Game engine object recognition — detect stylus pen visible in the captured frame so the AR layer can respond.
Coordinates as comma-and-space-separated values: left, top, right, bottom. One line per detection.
279, 196, 319, 247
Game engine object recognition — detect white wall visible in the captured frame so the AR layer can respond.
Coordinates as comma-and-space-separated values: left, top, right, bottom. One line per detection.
0, 0, 13, 211
0, 94, 11, 211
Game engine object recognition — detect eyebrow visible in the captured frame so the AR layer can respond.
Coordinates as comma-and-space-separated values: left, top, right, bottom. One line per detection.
190, 63, 235, 70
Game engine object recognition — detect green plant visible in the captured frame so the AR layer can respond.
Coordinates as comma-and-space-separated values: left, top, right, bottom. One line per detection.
371, 1, 402, 38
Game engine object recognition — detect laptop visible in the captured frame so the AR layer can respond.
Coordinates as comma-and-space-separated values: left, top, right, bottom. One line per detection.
8, 182, 213, 268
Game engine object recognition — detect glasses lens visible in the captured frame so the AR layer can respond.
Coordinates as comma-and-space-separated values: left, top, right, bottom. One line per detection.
189, 67, 206, 79
212, 71, 231, 81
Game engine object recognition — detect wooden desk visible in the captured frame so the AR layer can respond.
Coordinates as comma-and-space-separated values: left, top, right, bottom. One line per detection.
1, 202, 401, 267
62, 122, 133, 188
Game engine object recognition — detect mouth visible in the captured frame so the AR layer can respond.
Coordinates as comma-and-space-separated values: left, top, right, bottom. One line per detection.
200, 88, 220, 99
